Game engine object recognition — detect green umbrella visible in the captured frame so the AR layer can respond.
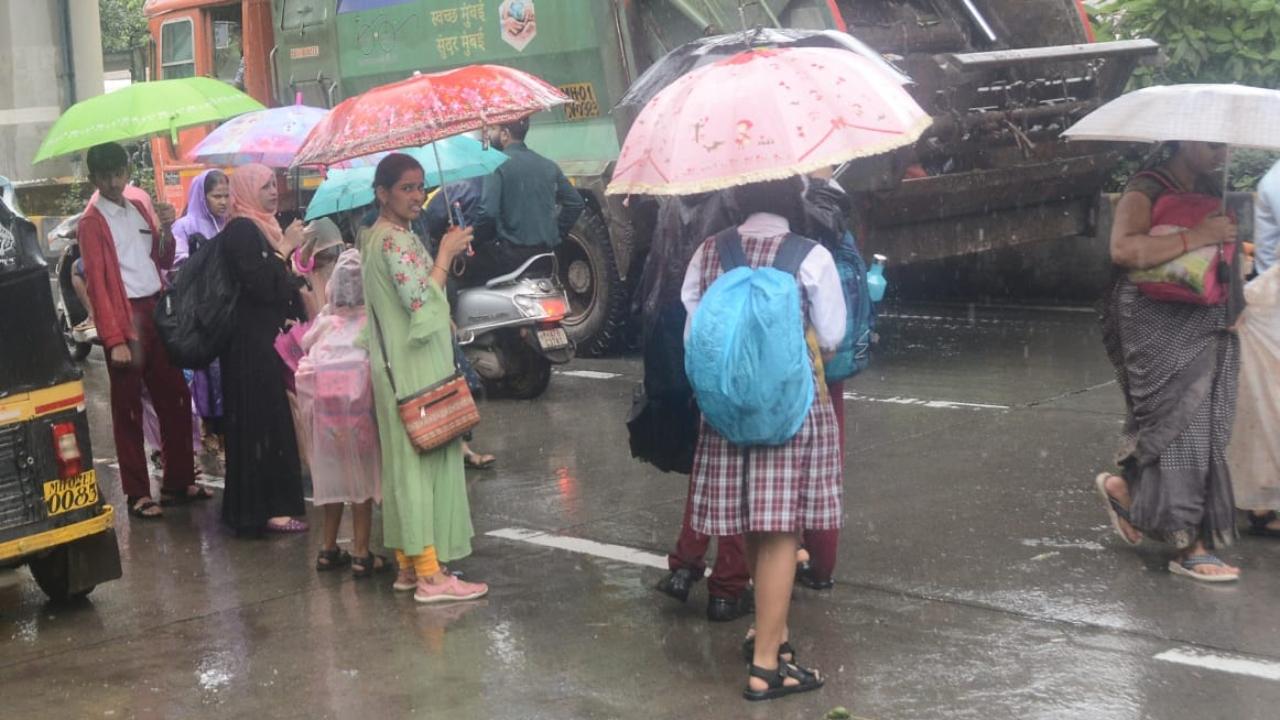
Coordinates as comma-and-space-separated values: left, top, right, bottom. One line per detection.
304, 136, 507, 221
34, 77, 265, 163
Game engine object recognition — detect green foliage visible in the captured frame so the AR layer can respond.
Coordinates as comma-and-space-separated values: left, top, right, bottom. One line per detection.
1092, 0, 1280, 88
99, 0, 150, 54
1091, 0, 1280, 191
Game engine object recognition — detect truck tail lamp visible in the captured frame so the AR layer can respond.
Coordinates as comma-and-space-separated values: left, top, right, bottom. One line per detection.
51, 423, 82, 478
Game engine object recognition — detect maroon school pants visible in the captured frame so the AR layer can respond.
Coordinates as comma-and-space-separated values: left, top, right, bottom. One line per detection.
668, 473, 750, 599
106, 295, 195, 501
801, 380, 845, 582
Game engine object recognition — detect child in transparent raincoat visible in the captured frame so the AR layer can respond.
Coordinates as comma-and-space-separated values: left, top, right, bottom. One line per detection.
296, 249, 390, 576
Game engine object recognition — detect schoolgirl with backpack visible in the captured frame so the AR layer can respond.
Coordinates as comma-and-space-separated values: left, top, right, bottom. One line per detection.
681, 176, 846, 701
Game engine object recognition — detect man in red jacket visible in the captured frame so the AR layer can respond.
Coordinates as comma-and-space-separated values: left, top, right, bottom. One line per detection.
79, 142, 205, 518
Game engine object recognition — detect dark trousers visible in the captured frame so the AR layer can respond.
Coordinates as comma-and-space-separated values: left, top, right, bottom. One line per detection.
668, 473, 750, 599
459, 240, 552, 286
106, 296, 195, 501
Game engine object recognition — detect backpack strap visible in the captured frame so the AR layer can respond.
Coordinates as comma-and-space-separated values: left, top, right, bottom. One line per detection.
772, 234, 816, 276
715, 228, 749, 272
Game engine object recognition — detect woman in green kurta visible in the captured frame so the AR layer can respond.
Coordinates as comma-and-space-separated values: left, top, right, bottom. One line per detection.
360, 153, 489, 603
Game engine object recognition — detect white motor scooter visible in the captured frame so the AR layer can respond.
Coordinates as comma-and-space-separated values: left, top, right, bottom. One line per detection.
453, 253, 574, 399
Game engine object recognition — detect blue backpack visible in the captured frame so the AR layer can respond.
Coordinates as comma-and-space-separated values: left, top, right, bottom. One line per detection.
685, 230, 816, 447
824, 231, 876, 382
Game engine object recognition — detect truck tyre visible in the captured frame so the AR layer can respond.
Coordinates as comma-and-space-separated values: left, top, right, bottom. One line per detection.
28, 546, 92, 602
557, 208, 628, 357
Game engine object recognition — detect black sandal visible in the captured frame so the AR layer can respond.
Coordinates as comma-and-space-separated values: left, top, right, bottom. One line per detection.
743, 661, 824, 701
159, 485, 215, 506
351, 553, 393, 579
1246, 510, 1280, 537
127, 498, 163, 519
742, 637, 796, 664
316, 548, 352, 572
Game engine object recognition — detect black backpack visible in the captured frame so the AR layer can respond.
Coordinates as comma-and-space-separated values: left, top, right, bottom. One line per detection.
154, 231, 239, 369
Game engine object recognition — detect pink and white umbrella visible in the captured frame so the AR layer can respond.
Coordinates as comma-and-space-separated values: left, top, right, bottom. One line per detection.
606, 47, 931, 196
184, 105, 329, 167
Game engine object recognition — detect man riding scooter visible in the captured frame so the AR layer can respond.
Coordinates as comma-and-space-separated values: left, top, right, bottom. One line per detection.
463, 117, 584, 285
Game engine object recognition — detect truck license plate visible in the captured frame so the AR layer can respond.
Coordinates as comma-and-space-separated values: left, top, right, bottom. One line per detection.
537, 328, 569, 350
43, 470, 99, 517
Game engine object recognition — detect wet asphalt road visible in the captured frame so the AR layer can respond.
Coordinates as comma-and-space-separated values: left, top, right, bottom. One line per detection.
2, 303, 1279, 720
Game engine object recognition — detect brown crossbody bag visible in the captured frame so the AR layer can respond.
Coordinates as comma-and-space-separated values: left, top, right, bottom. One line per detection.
368, 303, 479, 452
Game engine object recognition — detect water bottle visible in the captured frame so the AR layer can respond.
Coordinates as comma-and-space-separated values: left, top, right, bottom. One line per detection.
867, 254, 887, 303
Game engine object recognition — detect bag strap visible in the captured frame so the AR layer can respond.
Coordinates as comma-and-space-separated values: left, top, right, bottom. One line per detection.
1133, 169, 1183, 194
366, 301, 399, 400
714, 229, 749, 272
772, 234, 816, 276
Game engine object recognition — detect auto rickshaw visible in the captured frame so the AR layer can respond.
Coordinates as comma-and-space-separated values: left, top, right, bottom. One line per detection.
0, 181, 121, 601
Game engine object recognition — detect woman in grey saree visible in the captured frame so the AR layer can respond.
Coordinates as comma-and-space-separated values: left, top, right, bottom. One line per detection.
1097, 141, 1245, 582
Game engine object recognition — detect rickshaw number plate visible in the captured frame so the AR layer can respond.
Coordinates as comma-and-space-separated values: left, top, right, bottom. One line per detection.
43, 470, 99, 517
537, 328, 569, 350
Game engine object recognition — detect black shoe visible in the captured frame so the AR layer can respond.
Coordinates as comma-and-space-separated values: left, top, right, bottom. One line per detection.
707, 589, 754, 622
655, 568, 699, 603
795, 563, 834, 591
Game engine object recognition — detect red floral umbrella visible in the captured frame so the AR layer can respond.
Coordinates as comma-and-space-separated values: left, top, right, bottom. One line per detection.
292, 64, 569, 167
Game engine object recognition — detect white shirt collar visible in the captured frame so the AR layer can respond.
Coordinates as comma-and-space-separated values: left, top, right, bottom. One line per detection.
96, 194, 133, 218
739, 212, 790, 237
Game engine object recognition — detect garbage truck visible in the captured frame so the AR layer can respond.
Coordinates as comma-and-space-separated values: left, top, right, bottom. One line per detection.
144, 0, 1157, 354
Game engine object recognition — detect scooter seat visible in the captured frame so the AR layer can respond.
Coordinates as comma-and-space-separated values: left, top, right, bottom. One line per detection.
485, 252, 557, 288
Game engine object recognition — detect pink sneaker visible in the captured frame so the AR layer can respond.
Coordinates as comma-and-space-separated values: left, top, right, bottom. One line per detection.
414, 575, 489, 604
393, 566, 418, 592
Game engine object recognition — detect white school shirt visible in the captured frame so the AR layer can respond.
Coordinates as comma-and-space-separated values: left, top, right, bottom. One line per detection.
96, 194, 162, 299
681, 212, 847, 351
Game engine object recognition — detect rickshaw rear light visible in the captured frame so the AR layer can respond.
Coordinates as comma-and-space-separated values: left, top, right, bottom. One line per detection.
51, 422, 82, 478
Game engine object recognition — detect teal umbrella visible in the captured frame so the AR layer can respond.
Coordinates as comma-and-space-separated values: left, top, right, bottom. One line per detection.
305, 136, 506, 221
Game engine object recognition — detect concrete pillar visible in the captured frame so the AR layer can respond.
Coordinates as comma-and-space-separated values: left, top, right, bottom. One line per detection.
69, 0, 105, 104
0, 0, 104, 182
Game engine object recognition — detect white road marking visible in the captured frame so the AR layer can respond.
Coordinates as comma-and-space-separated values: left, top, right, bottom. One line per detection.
1154, 648, 1280, 681
555, 370, 623, 380
486, 527, 669, 570
843, 391, 1010, 411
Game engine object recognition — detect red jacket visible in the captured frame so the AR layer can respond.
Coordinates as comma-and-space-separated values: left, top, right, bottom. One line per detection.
78, 198, 174, 350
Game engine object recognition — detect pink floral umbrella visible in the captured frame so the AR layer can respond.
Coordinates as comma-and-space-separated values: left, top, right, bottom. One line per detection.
292, 64, 568, 167
606, 47, 931, 196
183, 105, 329, 167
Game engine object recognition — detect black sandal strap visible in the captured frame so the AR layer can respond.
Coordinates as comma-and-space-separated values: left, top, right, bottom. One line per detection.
747, 664, 784, 689
779, 660, 821, 686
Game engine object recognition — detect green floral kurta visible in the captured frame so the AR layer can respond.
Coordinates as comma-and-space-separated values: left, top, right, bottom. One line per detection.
360, 222, 472, 561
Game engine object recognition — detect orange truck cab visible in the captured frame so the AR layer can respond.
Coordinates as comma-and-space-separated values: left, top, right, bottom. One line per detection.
144, 0, 279, 210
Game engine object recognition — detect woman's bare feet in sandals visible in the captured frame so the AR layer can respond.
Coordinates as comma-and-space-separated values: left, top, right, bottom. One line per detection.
1101, 474, 1143, 544
1172, 542, 1240, 581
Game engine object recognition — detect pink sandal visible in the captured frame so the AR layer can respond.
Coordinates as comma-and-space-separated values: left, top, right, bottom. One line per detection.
264, 518, 309, 533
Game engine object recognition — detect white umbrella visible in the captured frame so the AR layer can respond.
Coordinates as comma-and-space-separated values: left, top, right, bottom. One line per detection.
1062, 83, 1280, 151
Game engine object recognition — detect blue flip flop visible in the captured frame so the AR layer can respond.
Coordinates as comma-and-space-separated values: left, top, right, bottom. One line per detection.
1168, 554, 1239, 583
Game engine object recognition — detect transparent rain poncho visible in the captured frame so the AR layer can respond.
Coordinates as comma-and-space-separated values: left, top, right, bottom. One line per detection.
296, 249, 381, 504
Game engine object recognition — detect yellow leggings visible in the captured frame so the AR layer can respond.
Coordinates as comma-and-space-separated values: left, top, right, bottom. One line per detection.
394, 547, 440, 577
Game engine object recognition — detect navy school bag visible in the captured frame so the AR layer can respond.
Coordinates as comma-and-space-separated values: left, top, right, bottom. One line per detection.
685, 229, 816, 447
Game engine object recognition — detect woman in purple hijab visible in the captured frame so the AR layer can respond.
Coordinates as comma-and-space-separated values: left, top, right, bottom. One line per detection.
172, 169, 231, 263
172, 169, 232, 445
